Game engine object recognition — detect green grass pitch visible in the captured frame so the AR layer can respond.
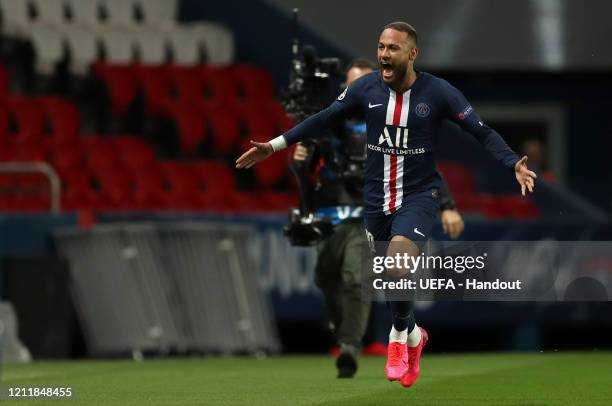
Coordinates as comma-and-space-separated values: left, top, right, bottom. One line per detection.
1, 352, 611, 405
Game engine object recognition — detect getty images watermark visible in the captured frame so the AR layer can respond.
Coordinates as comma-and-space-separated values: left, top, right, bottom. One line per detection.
361, 241, 612, 301
372, 250, 521, 291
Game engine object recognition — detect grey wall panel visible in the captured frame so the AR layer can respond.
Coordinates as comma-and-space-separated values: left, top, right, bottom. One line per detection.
265, 0, 612, 70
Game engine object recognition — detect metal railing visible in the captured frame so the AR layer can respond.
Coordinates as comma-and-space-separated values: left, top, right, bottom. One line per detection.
54, 222, 280, 357
0, 162, 61, 213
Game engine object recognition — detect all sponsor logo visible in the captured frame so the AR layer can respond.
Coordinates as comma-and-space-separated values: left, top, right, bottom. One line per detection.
378, 126, 409, 148
337, 87, 348, 100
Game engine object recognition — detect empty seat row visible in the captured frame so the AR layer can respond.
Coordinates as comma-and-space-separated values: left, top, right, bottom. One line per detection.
95, 63, 275, 115
28, 22, 234, 75
59, 162, 298, 212
92, 63, 287, 156
165, 100, 292, 156
0, 158, 298, 212
0, 96, 79, 143
0, 129, 297, 210
0, 0, 178, 33
0, 153, 296, 212
437, 161, 539, 219
0, 134, 153, 167
0, 188, 299, 213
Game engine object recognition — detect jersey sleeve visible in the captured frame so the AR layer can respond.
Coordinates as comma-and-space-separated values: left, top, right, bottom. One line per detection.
282, 76, 366, 145
440, 80, 520, 170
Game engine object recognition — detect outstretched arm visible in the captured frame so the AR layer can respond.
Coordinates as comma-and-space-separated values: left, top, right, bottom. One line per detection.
441, 81, 537, 195
236, 103, 356, 169
236, 78, 366, 169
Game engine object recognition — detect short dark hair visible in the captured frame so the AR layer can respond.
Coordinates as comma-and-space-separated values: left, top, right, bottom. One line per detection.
383, 21, 418, 45
346, 58, 377, 72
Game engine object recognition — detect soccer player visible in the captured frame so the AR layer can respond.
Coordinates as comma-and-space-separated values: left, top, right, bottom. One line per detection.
293, 58, 465, 378
237, 22, 537, 388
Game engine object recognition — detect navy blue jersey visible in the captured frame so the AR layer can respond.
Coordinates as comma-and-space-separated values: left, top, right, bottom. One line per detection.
283, 71, 520, 216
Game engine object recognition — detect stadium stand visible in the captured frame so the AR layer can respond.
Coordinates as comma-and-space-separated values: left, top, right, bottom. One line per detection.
0, 0, 538, 218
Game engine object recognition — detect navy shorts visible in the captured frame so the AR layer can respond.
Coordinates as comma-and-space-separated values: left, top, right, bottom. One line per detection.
364, 188, 439, 246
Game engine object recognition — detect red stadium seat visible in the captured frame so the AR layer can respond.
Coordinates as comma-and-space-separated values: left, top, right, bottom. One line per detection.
0, 140, 12, 162
80, 135, 115, 153
251, 144, 290, 187
128, 166, 166, 210
437, 161, 538, 219
484, 195, 539, 219
93, 63, 137, 116
160, 161, 206, 210
50, 147, 85, 176
240, 109, 276, 138
61, 170, 96, 211
0, 107, 10, 143
437, 161, 477, 196
263, 100, 294, 132
86, 145, 119, 172
226, 191, 270, 212
167, 65, 205, 104
260, 191, 299, 211
166, 103, 209, 155
205, 105, 241, 155
95, 170, 132, 210
132, 65, 172, 115
236, 101, 289, 137
2, 96, 46, 143
273, 104, 295, 132
190, 160, 236, 189
4, 141, 52, 212
111, 135, 156, 170
199, 66, 240, 103
232, 64, 275, 100
190, 160, 237, 210
7, 141, 47, 162
37, 96, 80, 142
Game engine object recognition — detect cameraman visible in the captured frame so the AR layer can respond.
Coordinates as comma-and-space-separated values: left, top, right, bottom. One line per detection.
292, 59, 464, 378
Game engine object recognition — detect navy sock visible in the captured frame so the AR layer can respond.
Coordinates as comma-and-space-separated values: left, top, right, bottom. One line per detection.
387, 300, 415, 332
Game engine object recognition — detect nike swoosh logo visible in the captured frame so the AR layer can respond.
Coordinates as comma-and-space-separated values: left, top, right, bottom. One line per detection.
369, 103, 383, 108
414, 228, 425, 237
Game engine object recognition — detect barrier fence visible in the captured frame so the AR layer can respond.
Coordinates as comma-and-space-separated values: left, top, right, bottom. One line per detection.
54, 222, 279, 357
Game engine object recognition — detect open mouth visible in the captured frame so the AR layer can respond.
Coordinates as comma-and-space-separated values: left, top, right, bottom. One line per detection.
380, 61, 393, 80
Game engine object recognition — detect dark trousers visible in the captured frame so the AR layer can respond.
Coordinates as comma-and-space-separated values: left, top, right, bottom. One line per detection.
315, 221, 371, 348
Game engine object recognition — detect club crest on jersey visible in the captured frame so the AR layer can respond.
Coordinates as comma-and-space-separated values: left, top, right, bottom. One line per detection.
415, 103, 431, 118
378, 126, 409, 148
337, 87, 348, 100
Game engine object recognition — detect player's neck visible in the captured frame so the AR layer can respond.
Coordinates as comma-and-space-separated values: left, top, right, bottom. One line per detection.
393, 68, 418, 93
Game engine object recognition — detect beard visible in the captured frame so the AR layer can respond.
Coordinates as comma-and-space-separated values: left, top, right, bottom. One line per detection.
380, 58, 409, 86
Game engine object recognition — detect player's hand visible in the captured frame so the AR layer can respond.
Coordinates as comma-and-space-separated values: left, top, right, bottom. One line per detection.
293, 143, 308, 161
235, 141, 274, 169
514, 155, 537, 196
441, 209, 464, 240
